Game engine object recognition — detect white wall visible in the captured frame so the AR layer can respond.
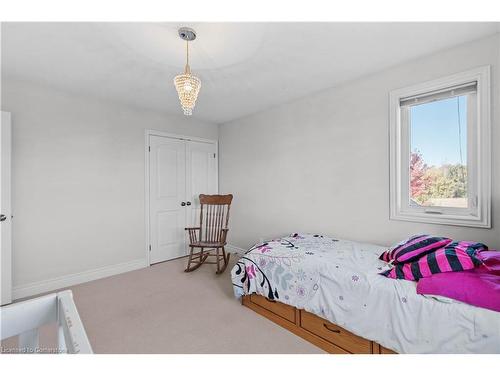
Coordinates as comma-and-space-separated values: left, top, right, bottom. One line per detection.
1, 79, 218, 294
219, 34, 500, 250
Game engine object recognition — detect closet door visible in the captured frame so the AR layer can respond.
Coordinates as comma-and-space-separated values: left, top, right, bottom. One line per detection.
185, 141, 218, 227
149, 136, 187, 264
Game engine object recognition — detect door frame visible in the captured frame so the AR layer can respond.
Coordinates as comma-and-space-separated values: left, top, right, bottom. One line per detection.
144, 129, 218, 266
1, 111, 12, 305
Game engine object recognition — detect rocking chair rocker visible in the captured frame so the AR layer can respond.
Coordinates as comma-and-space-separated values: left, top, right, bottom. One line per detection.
184, 194, 233, 274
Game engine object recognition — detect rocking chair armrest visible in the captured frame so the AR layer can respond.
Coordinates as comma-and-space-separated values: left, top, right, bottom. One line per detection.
185, 227, 201, 244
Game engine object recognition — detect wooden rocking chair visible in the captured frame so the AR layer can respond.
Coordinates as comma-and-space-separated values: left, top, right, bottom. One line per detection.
184, 194, 233, 274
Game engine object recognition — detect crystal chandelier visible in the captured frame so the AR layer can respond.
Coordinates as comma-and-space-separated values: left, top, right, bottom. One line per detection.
174, 27, 201, 116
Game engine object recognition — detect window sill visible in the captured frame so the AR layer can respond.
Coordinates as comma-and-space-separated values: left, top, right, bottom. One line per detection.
390, 211, 491, 228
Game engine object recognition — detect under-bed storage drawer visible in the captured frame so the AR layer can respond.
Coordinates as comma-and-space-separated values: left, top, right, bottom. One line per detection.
379, 346, 397, 354
300, 311, 372, 354
249, 294, 296, 323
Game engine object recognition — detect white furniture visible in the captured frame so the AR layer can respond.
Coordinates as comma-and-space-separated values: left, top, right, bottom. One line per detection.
146, 130, 218, 265
0, 290, 92, 354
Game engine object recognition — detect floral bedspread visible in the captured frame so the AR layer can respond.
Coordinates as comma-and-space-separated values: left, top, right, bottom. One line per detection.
231, 233, 391, 309
231, 233, 500, 354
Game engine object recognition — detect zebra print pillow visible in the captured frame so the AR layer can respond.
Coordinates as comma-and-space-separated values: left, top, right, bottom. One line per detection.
380, 241, 487, 281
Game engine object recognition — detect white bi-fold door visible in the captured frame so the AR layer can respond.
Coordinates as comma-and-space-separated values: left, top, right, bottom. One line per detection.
148, 134, 217, 265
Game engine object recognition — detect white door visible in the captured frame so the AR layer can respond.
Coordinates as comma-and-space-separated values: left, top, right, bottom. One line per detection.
186, 141, 218, 227
149, 136, 187, 264
148, 135, 218, 265
1, 112, 12, 305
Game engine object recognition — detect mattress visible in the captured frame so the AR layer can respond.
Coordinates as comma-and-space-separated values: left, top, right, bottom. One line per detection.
231, 233, 500, 353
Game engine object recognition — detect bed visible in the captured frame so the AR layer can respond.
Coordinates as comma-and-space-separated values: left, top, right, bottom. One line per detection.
231, 233, 500, 354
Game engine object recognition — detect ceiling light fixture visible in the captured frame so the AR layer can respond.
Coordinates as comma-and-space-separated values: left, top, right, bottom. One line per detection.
174, 27, 201, 116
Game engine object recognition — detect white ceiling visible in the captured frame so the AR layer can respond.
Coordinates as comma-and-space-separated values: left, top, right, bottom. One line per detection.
2, 22, 499, 124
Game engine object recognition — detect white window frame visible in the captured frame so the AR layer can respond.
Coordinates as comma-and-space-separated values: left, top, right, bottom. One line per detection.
389, 66, 491, 228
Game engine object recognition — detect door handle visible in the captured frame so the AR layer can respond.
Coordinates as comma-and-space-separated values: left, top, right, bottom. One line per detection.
181, 202, 186, 206
186, 201, 191, 206
0, 214, 6, 222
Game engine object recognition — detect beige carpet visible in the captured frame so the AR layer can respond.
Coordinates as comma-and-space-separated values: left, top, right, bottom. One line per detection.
2, 256, 323, 354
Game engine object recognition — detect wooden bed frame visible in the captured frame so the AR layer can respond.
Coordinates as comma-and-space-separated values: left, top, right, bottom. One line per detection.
242, 294, 396, 354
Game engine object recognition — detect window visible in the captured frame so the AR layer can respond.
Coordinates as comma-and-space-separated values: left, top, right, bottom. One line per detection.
389, 66, 491, 228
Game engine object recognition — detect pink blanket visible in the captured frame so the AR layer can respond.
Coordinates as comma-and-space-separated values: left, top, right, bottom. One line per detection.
416, 251, 500, 312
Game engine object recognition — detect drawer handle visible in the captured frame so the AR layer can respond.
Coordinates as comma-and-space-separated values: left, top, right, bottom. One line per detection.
323, 323, 341, 333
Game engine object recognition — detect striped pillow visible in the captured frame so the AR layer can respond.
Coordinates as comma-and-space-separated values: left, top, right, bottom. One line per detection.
379, 235, 452, 264
380, 241, 486, 281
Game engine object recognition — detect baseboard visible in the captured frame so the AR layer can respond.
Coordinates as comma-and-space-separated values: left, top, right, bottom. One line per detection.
226, 244, 247, 255
12, 258, 147, 301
